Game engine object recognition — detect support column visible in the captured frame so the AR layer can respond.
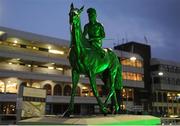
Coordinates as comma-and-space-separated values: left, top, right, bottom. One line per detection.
156, 91, 159, 114
167, 95, 170, 116
178, 102, 180, 116
161, 92, 164, 103
161, 92, 164, 115
80, 104, 87, 115
172, 96, 174, 115
0, 103, 2, 123
16, 83, 24, 123
50, 104, 54, 115
4, 83, 6, 94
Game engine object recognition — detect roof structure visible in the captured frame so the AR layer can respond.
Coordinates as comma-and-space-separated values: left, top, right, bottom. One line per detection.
0, 26, 69, 47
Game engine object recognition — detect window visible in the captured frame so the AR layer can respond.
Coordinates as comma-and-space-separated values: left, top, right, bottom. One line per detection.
20, 44, 27, 48
177, 67, 180, 73
121, 88, 134, 101
136, 60, 143, 67
122, 72, 143, 81
151, 65, 160, 71
1, 103, 16, 114
127, 88, 133, 101
43, 84, 52, 95
0, 80, 5, 93
163, 92, 167, 102
153, 92, 156, 101
54, 85, 62, 96
6, 82, 18, 93
176, 79, 180, 85
163, 65, 170, 72
121, 59, 143, 68
39, 47, 48, 52
159, 65, 164, 70
97, 86, 102, 97
171, 78, 176, 85
81, 85, 91, 96
64, 85, 71, 96
76, 86, 81, 96
158, 92, 162, 102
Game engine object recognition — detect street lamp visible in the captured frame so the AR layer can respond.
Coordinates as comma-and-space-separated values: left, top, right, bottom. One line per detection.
130, 56, 136, 61
158, 72, 164, 76
130, 44, 136, 61
151, 71, 164, 115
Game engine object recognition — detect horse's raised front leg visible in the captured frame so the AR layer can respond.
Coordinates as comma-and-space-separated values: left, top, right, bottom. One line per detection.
89, 72, 108, 115
63, 69, 79, 117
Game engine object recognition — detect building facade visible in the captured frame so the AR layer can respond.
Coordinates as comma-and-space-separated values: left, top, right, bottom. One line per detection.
151, 58, 180, 117
0, 27, 145, 122
114, 42, 151, 112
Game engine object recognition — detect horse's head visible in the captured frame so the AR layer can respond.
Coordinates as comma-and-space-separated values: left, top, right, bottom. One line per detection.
69, 3, 84, 26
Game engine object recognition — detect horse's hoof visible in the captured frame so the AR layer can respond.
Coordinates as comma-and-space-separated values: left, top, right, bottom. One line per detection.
115, 106, 119, 114
104, 113, 107, 116
112, 108, 119, 114
103, 109, 108, 116
102, 107, 109, 116
112, 110, 117, 115
62, 110, 71, 118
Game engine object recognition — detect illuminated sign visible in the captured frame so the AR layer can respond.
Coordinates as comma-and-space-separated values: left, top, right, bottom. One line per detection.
23, 87, 46, 98
17, 86, 46, 120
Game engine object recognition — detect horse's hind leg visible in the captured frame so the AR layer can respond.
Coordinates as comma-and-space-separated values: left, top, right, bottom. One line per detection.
63, 69, 79, 117
112, 91, 119, 114
104, 87, 114, 106
89, 72, 108, 115
104, 68, 119, 114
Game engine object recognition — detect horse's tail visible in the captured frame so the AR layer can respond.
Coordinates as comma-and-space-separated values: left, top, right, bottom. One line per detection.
115, 64, 123, 90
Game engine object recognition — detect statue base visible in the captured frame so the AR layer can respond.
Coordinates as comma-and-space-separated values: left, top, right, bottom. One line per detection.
18, 114, 160, 125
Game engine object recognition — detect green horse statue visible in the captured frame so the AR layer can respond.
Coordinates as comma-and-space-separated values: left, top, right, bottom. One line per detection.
63, 4, 123, 117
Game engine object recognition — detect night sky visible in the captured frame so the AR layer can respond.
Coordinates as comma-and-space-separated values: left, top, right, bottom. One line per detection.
0, 0, 180, 62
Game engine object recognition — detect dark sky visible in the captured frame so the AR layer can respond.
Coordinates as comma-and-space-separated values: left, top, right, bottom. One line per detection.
0, 0, 180, 62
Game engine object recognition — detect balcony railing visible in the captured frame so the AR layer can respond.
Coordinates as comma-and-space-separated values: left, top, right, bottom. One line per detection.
0, 44, 69, 66
46, 96, 107, 104
154, 83, 180, 91
0, 93, 107, 104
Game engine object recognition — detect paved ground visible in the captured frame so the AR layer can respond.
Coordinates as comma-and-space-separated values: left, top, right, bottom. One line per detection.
18, 114, 160, 125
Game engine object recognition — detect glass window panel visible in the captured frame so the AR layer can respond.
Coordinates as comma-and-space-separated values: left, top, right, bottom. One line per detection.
0, 80, 5, 93
6, 82, 18, 93
63, 85, 71, 96
122, 72, 143, 81
54, 85, 62, 96
43, 84, 52, 95
121, 58, 143, 68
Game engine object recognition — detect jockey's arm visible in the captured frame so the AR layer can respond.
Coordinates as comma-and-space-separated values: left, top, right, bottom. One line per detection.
83, 24, 88, 39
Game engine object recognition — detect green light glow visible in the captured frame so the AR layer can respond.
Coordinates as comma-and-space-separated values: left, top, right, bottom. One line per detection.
101, 118, 160, 125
